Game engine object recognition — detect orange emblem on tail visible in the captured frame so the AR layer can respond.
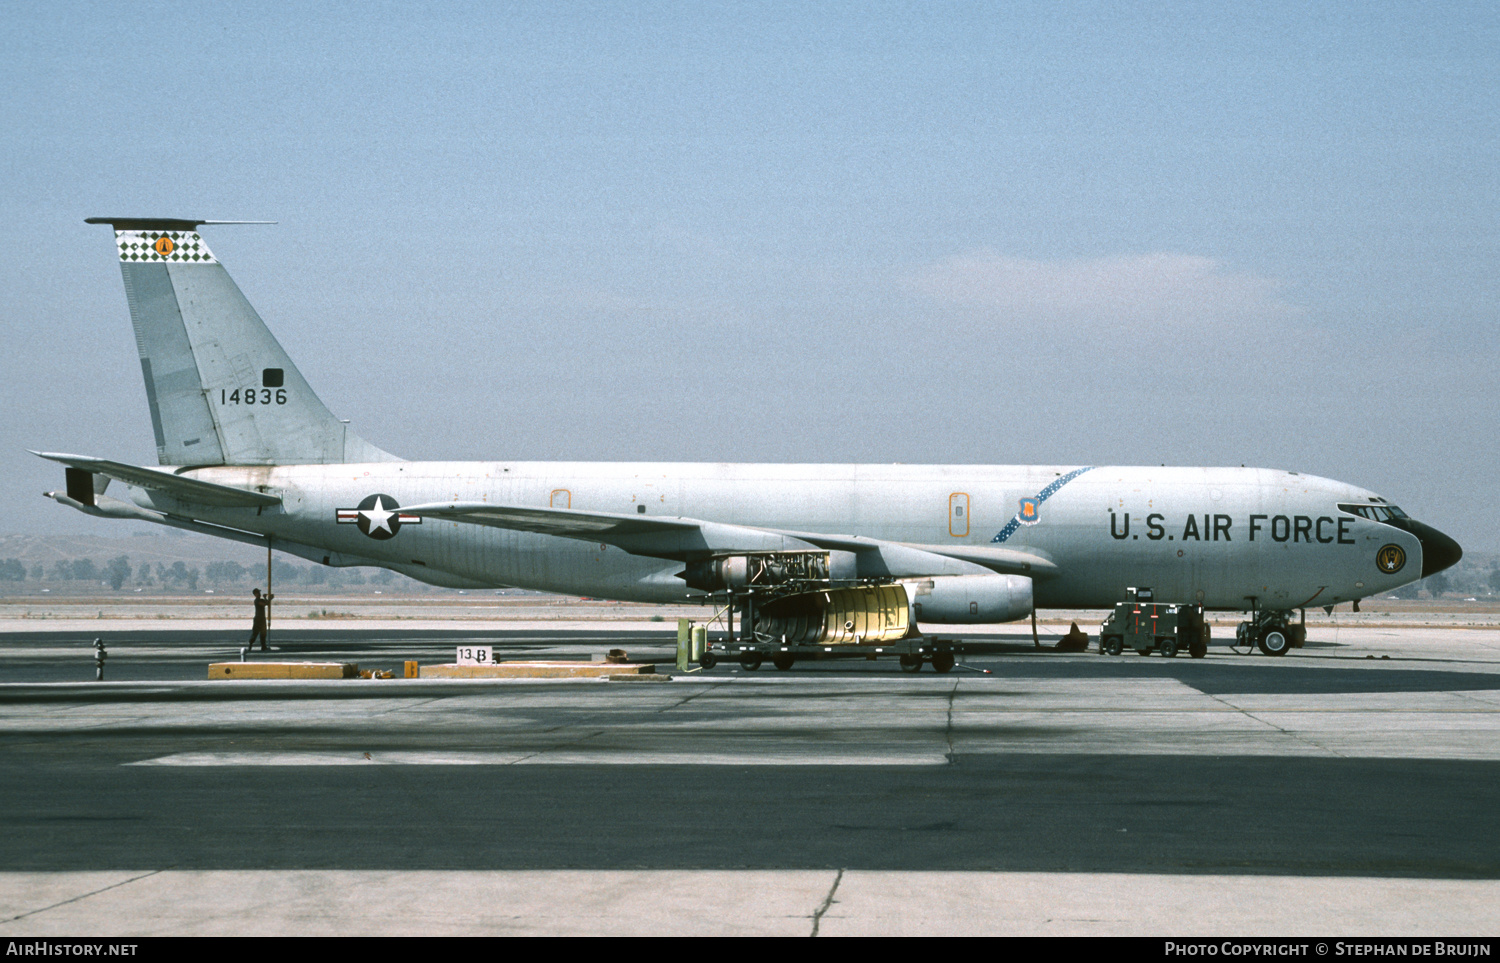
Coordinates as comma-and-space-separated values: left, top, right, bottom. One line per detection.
153, 236, 174, 256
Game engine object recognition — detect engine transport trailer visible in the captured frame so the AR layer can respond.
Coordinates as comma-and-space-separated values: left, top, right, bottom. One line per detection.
696, 580, 962, 673
685, 552, 984, 673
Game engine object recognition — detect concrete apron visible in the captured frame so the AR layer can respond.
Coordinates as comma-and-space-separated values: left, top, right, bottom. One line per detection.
2, 870, 1498, 937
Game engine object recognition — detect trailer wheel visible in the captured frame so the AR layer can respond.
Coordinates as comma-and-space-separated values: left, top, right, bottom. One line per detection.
1103, 636, 1123, 656
1190, 625, 1209, 659
740, 654, 762, 670
1161, 636, 1179, 658
772, 653, 795, 671
899, 654, 923, 673
931, 652, 955, 674
700, 652, 717, 669
1258, 628, 1291, 657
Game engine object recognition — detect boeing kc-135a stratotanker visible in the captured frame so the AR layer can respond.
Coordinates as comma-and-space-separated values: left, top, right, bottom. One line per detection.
37, 218, 1462, 666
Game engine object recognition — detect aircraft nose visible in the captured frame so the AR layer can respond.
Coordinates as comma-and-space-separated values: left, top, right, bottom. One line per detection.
1410, 520, 1463, 578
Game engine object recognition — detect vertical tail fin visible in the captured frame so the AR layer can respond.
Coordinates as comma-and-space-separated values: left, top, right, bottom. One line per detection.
88, 218, 398, 466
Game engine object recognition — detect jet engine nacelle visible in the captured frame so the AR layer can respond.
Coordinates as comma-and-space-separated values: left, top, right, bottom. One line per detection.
905, 574, 1033, 624
679, 550, 858, 592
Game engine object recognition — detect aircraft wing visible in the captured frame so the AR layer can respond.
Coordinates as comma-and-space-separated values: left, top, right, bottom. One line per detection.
898, 543, 1060, 580
32, 452, 280, 509
398, 502, 826, 560
398, 502, 700, 538
398, 502, 1036, 579
758, 530, 1060, 580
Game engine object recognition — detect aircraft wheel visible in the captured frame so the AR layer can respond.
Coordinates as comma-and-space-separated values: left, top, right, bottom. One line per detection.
1103, 636, 1123, 657
772, 653, 795, 671
930, 652, 955, 674
1258, 629, 1291, 657
700, 652, 718, 669
740, 654, 762, 670
1161, 636, 1179, 658
899, 654, 923, 673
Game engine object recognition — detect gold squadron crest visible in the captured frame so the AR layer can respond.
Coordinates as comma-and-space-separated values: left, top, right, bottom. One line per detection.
1376, 544, 1406, 575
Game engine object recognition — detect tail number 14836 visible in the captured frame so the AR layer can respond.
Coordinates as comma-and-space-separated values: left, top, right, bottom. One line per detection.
221, 388, 288, 405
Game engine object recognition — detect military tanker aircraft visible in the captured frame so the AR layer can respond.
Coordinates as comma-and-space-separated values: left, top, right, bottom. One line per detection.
37, 219, 1462, 662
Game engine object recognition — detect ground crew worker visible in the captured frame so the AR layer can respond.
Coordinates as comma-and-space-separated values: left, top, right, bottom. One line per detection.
249, 587, 274, 651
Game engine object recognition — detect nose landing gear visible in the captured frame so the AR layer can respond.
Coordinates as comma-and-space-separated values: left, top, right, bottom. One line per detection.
1234, 609, 1307, 657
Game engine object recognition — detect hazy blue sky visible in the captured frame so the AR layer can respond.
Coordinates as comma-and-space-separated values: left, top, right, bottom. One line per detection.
2, 2, 1497, 547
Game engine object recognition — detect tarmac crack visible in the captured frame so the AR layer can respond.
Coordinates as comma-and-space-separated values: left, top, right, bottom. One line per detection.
944, 681, 958, 762
508, 728, 609, 764
375, 696, 452, 715
1452, 689, 1500, 708
810, 868, 843, 937
1205, 693, 1348, 757
2, 870, 162, 924
656, 680, 729, 713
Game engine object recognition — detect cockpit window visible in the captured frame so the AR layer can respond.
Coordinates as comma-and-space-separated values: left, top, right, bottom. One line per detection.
1338, 503, 1408, 523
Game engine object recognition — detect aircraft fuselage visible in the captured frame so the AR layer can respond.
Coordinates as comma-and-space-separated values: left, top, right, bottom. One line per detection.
140, 461, 1430, 613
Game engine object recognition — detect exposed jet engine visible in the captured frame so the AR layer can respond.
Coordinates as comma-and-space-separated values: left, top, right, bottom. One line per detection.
679, 550, 858, 593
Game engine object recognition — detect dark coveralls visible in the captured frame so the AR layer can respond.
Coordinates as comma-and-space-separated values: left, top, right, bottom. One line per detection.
249, 592, 274, 649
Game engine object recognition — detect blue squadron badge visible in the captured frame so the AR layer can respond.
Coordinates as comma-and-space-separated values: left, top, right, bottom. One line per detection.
992, 467, 1096, 544
336, 494, 422, 540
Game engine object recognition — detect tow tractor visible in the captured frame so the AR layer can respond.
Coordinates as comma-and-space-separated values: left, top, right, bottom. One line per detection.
1098, 587, 1209, 658
686, 551, 961, 673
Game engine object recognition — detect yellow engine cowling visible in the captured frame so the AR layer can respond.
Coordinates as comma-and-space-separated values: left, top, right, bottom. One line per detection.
753, 584, 913, 644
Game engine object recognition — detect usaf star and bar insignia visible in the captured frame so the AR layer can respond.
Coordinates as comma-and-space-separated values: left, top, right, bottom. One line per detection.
337, 494, 422, 540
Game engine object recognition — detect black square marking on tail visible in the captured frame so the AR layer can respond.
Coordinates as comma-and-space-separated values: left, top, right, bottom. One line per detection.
262, 368, 284, 388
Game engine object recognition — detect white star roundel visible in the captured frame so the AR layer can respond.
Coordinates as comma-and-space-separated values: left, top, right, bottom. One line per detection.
335, 494, 422, 540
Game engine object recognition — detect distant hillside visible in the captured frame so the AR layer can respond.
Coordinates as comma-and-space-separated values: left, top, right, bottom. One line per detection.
0, 531, 460, 596
0, 531, 1493, 601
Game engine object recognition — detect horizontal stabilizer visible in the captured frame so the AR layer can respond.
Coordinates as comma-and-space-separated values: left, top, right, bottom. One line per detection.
85, 217, 275, 231
32, 452, 280, 508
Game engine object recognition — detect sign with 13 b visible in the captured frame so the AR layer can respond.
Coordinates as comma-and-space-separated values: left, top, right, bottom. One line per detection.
456, 646, 493, 666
